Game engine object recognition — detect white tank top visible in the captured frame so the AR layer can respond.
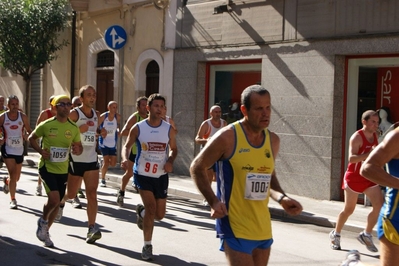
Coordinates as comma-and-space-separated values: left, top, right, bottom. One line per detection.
134, 120, 171, 178
3, 112, 24, 155
206, 119, 224, 138
99, 112, 118, 148
200, 118, 225, 149
71, 108, 98, 163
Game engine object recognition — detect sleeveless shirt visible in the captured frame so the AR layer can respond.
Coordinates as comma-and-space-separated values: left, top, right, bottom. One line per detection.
131, 111, 146, 155
99, 112, 118, 148
380, 128, 399, 229
70, 108, 98, 163
3, 112, 24, 155
216, 122, 275, 240
133, 120, 171, 178
201, 118, 225, 149
346, 129, 378, 174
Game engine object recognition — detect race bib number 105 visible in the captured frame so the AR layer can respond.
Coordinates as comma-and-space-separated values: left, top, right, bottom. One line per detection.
50, 147, 69, 162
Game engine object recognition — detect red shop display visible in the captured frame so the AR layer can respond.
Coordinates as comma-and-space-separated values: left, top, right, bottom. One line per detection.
376, 68, 399, 122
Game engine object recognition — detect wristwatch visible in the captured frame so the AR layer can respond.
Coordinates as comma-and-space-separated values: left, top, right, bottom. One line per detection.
277, 194, 288, 204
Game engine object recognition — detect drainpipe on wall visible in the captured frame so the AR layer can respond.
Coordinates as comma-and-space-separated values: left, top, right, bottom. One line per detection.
70, 11, 76, 98
117, 48, 124, 164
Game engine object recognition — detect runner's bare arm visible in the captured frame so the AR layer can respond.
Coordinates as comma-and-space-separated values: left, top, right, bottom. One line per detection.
120, 114, 137, 137
361, 130, 399, 189
28, 132, 50, 159
164, 128, 178, 173
194, 121, 209, 146
191, 128, 232, 218
121, 125, 138, 170
348, 133, 370, 163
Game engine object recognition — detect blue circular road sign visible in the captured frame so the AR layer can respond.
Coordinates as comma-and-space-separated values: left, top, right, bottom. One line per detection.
104, 25, 127, 50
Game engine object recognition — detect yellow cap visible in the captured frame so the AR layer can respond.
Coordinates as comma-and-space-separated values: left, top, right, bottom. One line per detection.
51, 95, 70, 106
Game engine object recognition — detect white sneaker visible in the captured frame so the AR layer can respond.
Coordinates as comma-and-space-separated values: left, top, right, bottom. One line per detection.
36, 185, 42, 196
55, 206, 64, 221
36, 218, 48, 241
3, 177, 9, 194
86, 226, 102, 244
203, 199, 209, 206
9, 199, 17, 209
341, 250, 361, 266
71, 196, 82, 209
329, 230, 341, 250
43, 231, 54, 247
357, 231, 378, 252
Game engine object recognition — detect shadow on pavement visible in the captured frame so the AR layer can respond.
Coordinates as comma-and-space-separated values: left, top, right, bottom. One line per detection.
0, 235, 119, 266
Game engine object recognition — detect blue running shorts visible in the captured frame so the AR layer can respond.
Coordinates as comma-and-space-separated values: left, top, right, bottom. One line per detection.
220, 237, 273, 254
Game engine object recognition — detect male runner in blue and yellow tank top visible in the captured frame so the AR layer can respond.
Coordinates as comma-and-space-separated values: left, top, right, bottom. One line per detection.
361, 125, 399, 265
190, 85, 303, 265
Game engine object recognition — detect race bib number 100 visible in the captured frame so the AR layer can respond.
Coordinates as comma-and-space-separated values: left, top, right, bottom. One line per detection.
244, 173, 271, 200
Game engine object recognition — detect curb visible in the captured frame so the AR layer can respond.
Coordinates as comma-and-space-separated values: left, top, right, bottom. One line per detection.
22, 151, 372, 234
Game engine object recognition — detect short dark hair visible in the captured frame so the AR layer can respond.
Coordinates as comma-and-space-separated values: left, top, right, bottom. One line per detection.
241, 85, 270, 110
79, 85, 94, 97
135, 96, 148, 109
361, 110, 378, 121
148, 93, 165, 107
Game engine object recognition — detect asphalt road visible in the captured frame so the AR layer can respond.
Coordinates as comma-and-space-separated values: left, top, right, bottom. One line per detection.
0, 165, 381, 266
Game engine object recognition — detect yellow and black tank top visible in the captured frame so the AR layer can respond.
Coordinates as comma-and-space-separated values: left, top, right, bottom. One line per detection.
131, 111, 146, 155
216, 121, 275, 240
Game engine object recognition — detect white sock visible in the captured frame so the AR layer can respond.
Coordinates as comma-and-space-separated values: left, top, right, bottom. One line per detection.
144, 241, 151, 246
140, 209, 145, 218
364, 231, 372, 237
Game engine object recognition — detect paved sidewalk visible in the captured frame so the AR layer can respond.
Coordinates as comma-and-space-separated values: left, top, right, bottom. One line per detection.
22, 149, 376, 234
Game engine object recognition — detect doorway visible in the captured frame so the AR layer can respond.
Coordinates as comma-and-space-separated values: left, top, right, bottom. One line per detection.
343, 56, 399, 202
96, 70, 114, 113
208, 62, 262, 122
145, 60, 159, 97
